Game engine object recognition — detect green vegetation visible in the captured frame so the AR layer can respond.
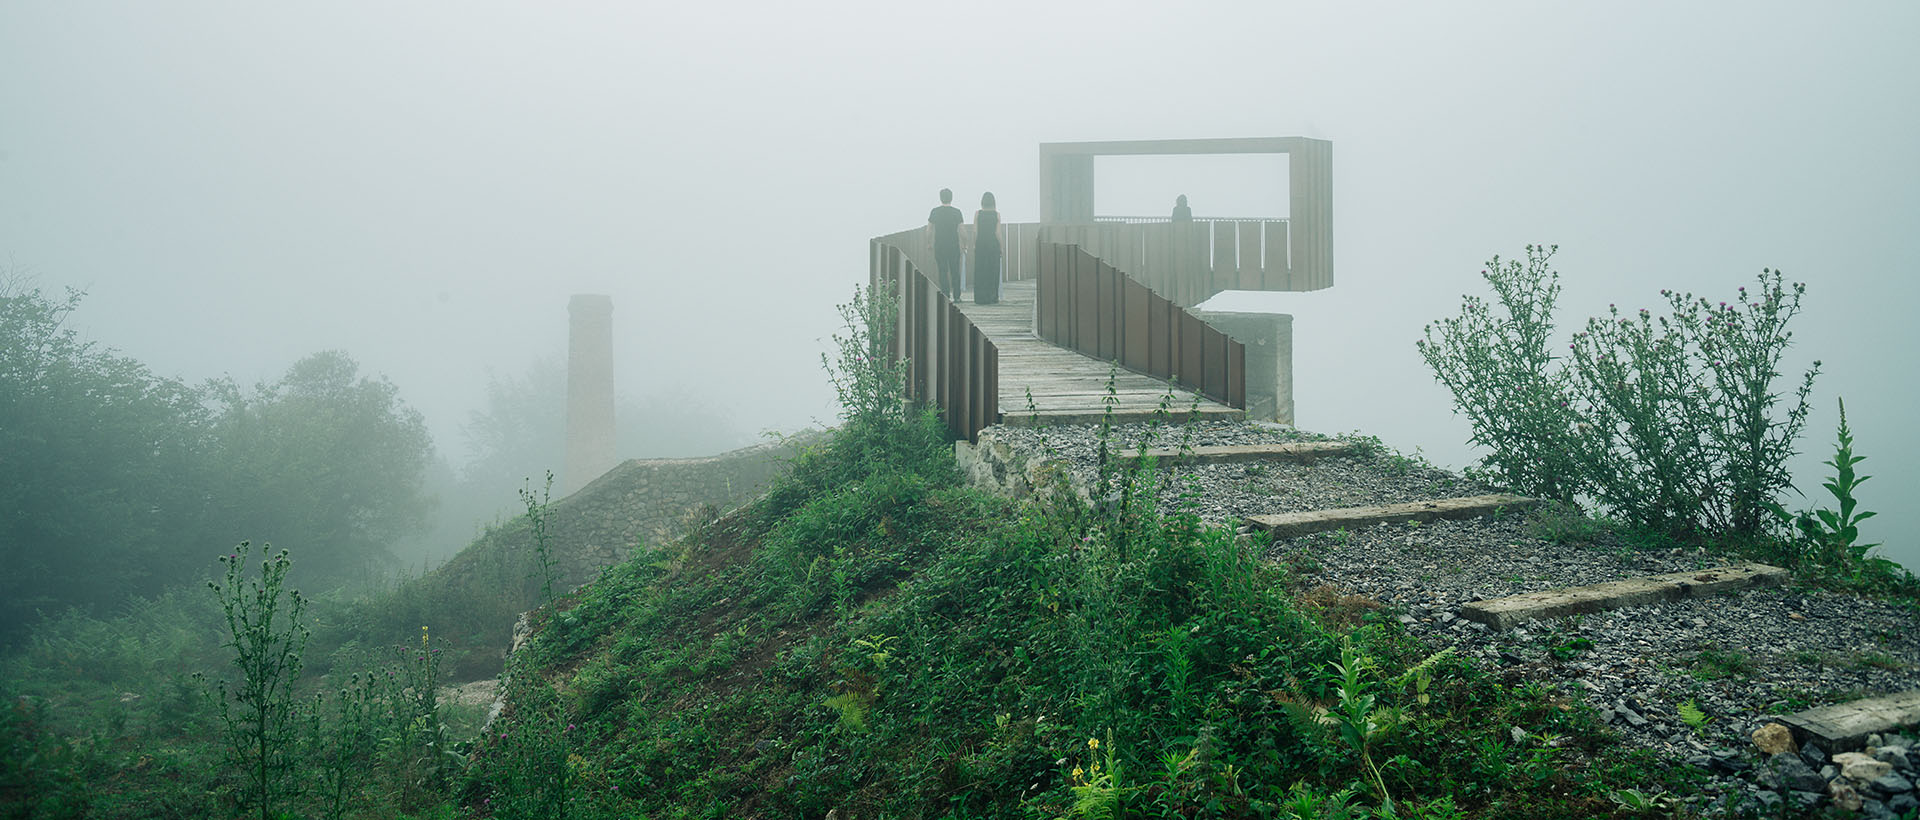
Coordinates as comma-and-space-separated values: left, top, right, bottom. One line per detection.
447, 285, 1687, 819
1420, 247, 1914, 597
0, 283, 437, 645
1419, 247, 1817, 540
4, 270, 1901, 817
1685, 647, 1754, 681
1416, 246, 1582, 503
207, 543, 311, 820
1763, 398, 1908, 593
0, 541, 485, 819
520, 472, 559, 604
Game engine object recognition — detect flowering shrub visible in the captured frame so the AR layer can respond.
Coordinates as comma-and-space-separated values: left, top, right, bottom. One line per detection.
1418, 245, 1582, 502
1568, 272, 1817, 536
1423, 248, 1819, 538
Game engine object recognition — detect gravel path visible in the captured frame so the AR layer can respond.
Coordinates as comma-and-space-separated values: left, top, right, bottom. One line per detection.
993, 420, 1495, 522
996, 419, 1920, 814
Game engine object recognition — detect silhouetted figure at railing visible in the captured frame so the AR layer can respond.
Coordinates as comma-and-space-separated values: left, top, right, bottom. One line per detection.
1172, 194, 1192, 222
927, 188, 965, 295
973, 191, 1002, 305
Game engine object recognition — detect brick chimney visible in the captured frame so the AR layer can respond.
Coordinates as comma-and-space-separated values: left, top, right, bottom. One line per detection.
563, 294, 616, 494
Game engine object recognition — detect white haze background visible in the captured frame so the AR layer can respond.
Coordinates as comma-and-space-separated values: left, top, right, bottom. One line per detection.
3, 3, 1915, 564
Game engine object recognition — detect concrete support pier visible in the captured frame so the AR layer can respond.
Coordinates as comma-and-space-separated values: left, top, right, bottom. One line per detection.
564, 295, 616, 495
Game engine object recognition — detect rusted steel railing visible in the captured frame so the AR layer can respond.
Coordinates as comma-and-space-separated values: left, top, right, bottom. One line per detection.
869, 240, 999, 442
872, 223, 1046, 291
1035, 243, 1245, 410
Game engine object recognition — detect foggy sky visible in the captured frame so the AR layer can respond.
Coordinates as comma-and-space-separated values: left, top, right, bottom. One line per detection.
4, 3, 1916, 564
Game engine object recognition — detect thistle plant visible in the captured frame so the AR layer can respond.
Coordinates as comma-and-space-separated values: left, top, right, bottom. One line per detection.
314, 669, 382, 820
521, 470, 558, 603
824, 278, 908, 437
1571, 271, 1817, 536
1419, 245, 1582, 501
208, 541, 309, 820
387, 624, 451, 807
1423, 249, 1821, 539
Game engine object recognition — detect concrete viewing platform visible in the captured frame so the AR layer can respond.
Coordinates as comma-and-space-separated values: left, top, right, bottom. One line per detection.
953, 280, 1243, 426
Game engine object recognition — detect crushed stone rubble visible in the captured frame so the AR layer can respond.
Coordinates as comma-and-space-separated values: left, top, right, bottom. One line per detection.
992, 419, 1920, 815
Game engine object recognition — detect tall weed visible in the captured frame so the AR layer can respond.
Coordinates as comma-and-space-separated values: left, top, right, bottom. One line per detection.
1423, 248, 1820, 540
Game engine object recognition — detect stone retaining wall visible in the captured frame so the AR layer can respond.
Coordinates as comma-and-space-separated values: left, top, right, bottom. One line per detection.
406, 432, 824, 665
954, 427, 1084, 501
540, 433, 825, 589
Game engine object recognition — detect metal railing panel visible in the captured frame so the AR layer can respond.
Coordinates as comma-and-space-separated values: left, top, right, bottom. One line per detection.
1034, 242, 1246, 410
869, 240, 1000, 441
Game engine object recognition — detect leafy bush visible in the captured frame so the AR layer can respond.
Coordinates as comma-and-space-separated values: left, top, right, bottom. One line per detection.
1568, 272, 1816, 536
1418, 245, 1582, 502
1422, 248, 1820, 539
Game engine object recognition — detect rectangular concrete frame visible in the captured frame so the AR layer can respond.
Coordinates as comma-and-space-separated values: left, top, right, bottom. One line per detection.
1243, 494, 1539, 539
1458, 563, 1790, 631
1775, 691, 1920, 753
1038, 137, 1332, 292
1126, 441, 1356, 467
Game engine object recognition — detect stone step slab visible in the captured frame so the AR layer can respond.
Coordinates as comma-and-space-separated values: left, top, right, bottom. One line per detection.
1458, 562, 1790, 630
1125, 441, 1358, 467
1243, 494, 1539, 539
1774, 691, 1920, 753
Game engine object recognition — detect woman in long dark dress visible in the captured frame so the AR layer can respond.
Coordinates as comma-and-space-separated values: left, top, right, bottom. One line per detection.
973, 191, 1002, 305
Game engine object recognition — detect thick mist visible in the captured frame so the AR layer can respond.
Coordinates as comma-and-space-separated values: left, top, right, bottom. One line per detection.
3, 3, 1914, 563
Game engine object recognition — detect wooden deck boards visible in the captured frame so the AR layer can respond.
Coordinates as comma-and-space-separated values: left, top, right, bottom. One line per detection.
953, 281, 1240, 422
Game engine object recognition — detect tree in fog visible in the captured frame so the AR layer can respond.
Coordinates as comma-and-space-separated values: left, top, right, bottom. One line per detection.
0, 284, 216, 643
205, 351, 434, 587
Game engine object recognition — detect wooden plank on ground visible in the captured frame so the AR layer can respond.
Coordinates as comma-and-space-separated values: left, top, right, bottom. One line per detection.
1245, 494, 1541, 539
1775, 691, 1920, 753
1125, 441, 1357, 466
1456, 563, 1790, 631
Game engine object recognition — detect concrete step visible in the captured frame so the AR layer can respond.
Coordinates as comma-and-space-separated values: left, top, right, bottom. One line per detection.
1125, 441, 1358, 467
1243, 494, 1539, 539
1773, 690, 1920, 753
1458, 563, 1790, 630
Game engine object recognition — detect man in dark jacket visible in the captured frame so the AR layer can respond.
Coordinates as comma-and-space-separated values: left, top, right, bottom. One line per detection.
927, 188, 965, 295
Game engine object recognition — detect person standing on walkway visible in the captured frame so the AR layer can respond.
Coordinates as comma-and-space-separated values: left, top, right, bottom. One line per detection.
927, 188, 965, 296
1171, 194, 1192, 222
972, 191, 1003, 305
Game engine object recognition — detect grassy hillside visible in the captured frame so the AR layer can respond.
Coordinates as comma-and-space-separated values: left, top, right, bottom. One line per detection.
463, 408, 1687, 819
